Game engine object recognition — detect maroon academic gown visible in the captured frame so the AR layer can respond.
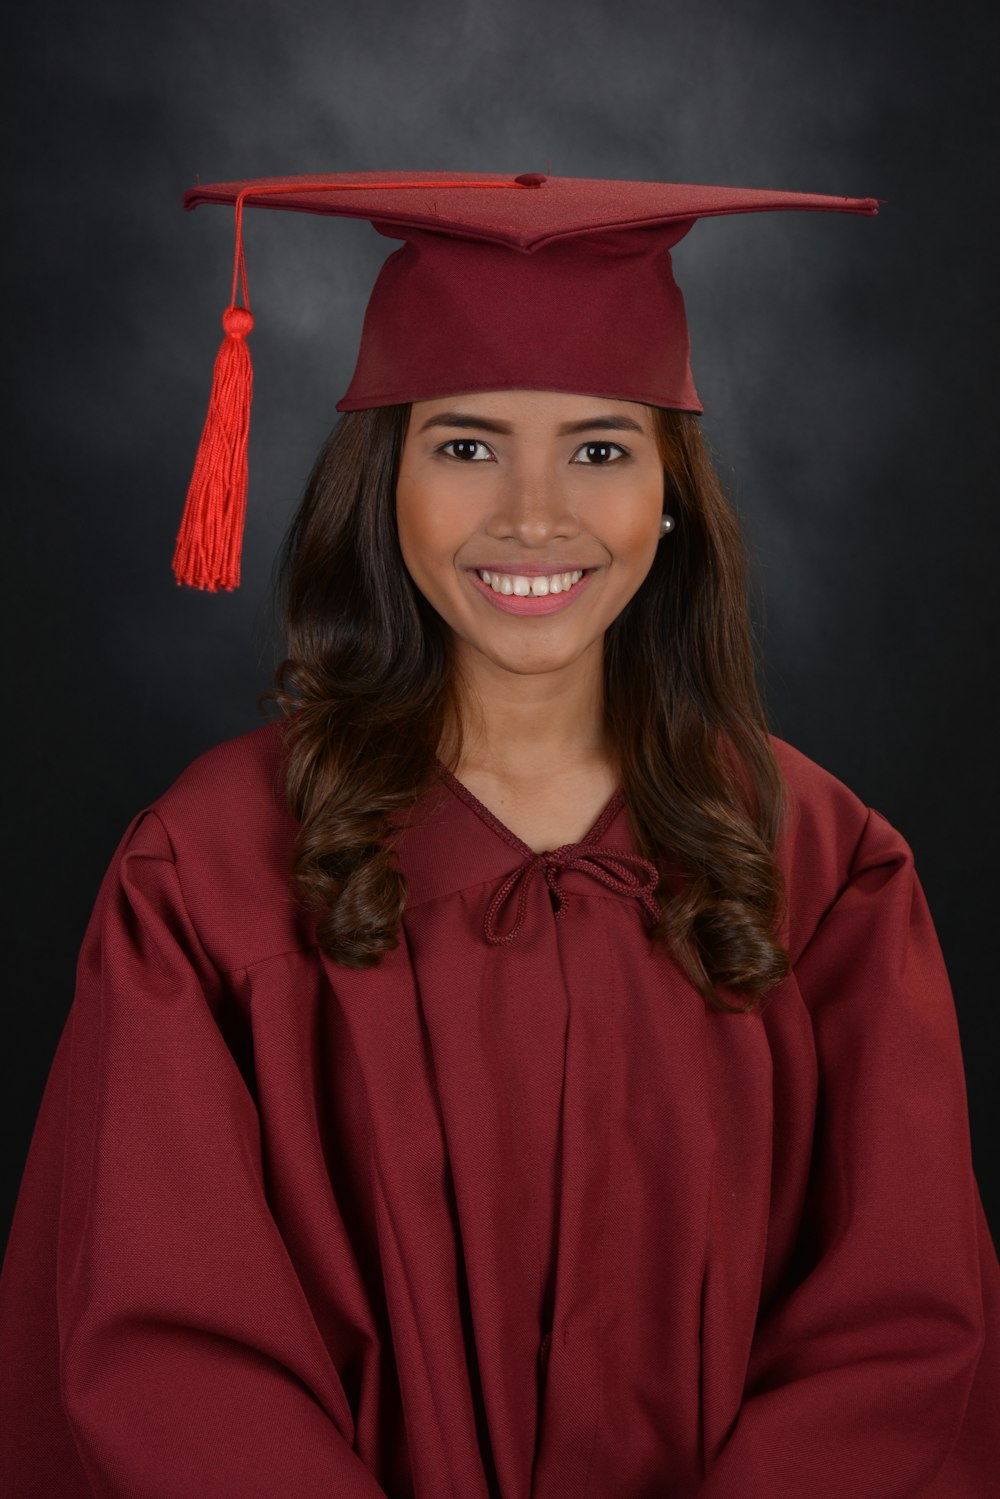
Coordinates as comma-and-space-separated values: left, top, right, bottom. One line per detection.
1, 722, 998, 1498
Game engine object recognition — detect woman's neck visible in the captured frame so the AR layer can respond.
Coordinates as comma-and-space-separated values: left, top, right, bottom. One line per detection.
440, 639, 613, 782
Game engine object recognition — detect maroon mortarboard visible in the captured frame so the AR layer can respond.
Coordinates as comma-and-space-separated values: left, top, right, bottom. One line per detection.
174, 171, 879, 592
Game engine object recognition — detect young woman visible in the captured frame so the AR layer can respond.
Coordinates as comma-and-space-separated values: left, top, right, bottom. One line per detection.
1, 172, 997, 1498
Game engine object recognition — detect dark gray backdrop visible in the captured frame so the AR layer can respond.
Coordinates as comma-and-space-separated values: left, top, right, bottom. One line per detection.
6, 0, 998, 1247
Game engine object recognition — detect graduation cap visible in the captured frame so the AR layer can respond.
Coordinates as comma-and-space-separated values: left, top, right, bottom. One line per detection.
174, 170, 879, 592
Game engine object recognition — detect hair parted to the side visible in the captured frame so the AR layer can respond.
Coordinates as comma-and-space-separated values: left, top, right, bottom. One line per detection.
263, 402, 792, 1011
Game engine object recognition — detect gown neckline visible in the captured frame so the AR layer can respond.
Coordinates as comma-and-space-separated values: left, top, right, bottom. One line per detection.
432, 758, 627, 858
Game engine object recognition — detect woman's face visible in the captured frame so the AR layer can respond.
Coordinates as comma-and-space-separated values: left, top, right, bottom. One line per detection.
395, 389, 665, 680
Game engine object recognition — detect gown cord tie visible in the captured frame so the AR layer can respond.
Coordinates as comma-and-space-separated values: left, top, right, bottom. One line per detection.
483, 843, 663, 945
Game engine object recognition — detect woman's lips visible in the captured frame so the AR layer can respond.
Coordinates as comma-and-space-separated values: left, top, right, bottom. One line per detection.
466, 568, 596, 616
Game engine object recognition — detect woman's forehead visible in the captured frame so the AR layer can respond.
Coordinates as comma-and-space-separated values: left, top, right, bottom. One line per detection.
406, 390, 655, 429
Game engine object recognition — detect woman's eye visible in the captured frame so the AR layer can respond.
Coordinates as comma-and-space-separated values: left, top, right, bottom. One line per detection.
573, 442, 627, 465
440, 439, 493, 461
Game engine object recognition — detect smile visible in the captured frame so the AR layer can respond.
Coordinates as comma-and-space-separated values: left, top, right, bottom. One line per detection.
478, 569, 584, 597
467, 567, 596, 616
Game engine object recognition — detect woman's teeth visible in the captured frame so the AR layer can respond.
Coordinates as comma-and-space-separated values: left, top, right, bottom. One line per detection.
477, 569, 584, 597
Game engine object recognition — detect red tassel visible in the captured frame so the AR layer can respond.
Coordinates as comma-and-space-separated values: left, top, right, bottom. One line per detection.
172, 304, 255, 591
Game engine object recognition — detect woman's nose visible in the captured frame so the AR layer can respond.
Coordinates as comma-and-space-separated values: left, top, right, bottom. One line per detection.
487, 471, 578, 542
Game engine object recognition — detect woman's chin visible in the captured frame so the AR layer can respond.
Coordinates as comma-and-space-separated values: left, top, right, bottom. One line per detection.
455, 632, 604, 681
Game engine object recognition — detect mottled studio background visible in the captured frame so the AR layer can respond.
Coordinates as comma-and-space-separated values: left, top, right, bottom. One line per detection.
6, 0, 998, 1248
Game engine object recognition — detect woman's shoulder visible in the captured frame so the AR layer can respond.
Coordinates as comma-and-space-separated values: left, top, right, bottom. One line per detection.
770, 732, 870, 837
117, 719, 308, 974
767, 733, 915, 960
151, 719, 292, 833
768, 731, 910, 849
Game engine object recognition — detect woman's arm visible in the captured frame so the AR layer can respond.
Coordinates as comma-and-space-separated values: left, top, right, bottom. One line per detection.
698, 807, 998, 1498
1, 809, 389, 1499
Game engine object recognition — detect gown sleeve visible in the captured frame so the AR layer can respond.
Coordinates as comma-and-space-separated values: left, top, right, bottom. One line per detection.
697, 805, 998, 1498
0, 809, 389, 1499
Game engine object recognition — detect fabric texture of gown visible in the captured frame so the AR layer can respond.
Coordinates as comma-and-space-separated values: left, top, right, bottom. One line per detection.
1, 720, 998, 1498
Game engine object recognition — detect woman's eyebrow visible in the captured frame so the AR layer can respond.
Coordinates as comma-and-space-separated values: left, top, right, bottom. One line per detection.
416, 412, 646, 436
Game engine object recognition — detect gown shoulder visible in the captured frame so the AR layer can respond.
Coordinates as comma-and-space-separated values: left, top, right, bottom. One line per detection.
117, 719, 306, 975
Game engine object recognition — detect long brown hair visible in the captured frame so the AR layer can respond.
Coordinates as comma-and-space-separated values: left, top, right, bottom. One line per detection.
264, 403, 791, 1009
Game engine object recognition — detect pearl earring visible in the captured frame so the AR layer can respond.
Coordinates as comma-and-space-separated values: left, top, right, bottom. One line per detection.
659, 514, 675, 537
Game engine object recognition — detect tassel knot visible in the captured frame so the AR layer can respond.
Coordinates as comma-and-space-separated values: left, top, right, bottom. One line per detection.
222, 306, 254, 338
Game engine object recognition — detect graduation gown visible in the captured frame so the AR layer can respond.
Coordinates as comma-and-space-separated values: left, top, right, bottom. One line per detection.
1, 721, 998, 1498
